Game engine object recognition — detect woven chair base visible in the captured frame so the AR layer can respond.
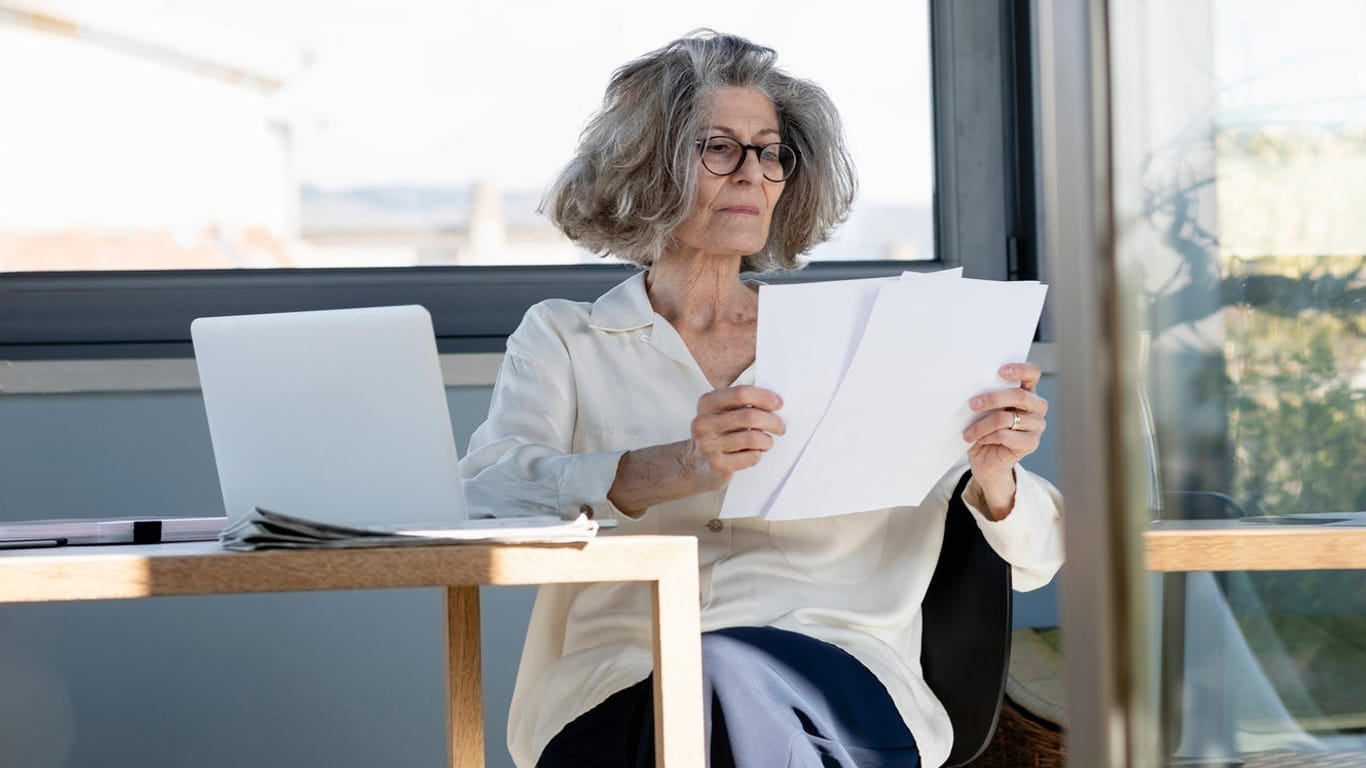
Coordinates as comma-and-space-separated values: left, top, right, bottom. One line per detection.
968, 695, 1064, 768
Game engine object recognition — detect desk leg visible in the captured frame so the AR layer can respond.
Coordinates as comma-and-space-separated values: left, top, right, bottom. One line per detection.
651, 558, 704, 767
447, 586, 484, 768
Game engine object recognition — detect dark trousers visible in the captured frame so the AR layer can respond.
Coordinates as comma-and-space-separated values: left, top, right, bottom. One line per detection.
538, 626, 921, 768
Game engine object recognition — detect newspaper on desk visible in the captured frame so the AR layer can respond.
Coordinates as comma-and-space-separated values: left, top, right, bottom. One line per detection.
220, 508, 600, 551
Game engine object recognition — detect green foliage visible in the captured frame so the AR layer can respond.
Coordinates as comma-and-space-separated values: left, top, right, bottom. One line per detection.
1225, 255, 1366, 519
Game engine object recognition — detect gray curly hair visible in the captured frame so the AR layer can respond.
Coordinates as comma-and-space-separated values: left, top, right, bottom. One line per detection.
544, 30, 857, 273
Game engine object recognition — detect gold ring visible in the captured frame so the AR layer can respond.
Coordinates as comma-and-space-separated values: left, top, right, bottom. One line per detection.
1010, 411, 1022, 431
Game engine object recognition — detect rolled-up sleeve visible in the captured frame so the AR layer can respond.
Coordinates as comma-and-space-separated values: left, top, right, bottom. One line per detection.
459, 308, 626, 521
962, 468, 1065, 591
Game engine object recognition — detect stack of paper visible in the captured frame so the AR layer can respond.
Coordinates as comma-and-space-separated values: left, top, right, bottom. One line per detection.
219, 508, 601, 551
721, 269, 1047, 521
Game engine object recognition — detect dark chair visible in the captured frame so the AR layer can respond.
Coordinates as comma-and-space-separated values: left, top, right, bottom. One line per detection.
921, 471, 1014, 767
1161, 490, 1248, 521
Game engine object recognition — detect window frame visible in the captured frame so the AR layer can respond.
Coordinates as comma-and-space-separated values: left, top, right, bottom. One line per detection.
0, 0, 1035, 361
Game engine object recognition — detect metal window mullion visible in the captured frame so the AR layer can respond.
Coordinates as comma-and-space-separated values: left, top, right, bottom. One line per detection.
931, 0, 1019, 281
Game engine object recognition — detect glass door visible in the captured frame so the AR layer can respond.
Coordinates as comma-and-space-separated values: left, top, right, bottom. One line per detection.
1048, 1, 1366, 765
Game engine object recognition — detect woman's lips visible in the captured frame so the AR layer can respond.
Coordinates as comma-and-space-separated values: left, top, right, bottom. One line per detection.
718, 205, 760, 215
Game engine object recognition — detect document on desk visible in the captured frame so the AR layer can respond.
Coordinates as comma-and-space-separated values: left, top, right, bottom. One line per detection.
219, 508, 601, 551
719, 269, 1046, 521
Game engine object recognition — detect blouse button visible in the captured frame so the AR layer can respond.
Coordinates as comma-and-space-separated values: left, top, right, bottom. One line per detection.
706, 519, 724, 532
578, 504, 594, 519
640, 333, 651, 343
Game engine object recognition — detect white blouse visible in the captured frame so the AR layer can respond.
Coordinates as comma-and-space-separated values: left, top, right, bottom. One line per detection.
460, 272, 1065, 768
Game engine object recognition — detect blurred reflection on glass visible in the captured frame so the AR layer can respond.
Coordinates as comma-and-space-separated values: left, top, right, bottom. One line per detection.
1111, 0, 1366, 763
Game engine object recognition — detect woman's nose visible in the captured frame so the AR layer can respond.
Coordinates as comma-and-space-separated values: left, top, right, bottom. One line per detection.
732, 148, 766, 182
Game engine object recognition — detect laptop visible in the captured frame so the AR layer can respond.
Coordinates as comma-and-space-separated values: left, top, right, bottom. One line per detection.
191, 305, 468, 530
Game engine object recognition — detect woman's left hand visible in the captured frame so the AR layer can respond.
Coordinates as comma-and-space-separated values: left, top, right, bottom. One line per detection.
962, 362, 1048, 518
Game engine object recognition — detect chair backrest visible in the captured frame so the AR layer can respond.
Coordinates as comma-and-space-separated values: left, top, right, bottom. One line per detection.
1162, 490, 1248, 520
921, 471, 1014, 767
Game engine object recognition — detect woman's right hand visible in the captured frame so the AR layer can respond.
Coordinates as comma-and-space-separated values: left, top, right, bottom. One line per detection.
608, 386, 784, 516
686, 386, 786, 491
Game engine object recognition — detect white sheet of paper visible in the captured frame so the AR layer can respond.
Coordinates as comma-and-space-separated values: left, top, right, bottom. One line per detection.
763, 277, 1047, 521
718, 275, 894, 519
718, 268, 963, 519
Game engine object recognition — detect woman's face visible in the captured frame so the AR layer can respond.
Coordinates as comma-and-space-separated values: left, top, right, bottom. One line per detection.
670, 86, 787, 262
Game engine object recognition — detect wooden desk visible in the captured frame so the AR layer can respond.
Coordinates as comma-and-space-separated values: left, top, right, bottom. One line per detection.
1145, 513, 1366, 572
0, 536, 705, 767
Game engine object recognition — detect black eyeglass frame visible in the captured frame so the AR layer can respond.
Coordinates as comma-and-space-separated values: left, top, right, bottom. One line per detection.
693, 136, 800, 182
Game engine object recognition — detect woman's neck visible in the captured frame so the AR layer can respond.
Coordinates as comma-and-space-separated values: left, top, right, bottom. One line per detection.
645, 253, 754, 332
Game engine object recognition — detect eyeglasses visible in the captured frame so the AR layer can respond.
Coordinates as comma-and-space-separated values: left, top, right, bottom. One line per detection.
694, 136, 799, 182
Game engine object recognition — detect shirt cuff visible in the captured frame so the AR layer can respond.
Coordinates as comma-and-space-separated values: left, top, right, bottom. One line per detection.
962, 469, 1055, 542
553, 449, 628, 521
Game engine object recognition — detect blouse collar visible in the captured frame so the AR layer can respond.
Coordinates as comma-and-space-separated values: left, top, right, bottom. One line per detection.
587, 271, 654, 332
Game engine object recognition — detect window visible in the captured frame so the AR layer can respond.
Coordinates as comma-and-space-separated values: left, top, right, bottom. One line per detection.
1, 1, 937, 272
0, 0, 1032, 356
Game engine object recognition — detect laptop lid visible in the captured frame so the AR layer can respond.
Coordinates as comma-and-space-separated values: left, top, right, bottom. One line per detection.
191, 305, 467, 530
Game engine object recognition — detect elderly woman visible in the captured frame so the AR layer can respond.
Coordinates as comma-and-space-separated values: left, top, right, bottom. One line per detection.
461, 30, 1063, 768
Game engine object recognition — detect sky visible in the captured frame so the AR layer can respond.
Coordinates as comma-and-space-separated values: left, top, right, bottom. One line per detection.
1213, 0, 1366, 128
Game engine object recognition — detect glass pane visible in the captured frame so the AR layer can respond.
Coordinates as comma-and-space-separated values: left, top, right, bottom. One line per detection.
0, 1, 934, 271
1111, 0, 1366, 763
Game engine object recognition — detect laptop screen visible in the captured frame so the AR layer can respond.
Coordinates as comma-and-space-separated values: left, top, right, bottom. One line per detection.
191, 305, 467, 529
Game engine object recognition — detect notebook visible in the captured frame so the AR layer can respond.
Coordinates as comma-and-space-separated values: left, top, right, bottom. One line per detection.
191, 305, 468, 530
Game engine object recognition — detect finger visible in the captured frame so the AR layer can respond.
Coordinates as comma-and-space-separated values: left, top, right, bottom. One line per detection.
969, 424, 1041, 454
694, 432, 775, 470
713, 429, 776, 455
693, 408, 786, 438
962, 410, 1047, 443
698, 386, 783, 414
969, 387, 1048, 415
998, 362, 1042, 393
711, 449, 765, 473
